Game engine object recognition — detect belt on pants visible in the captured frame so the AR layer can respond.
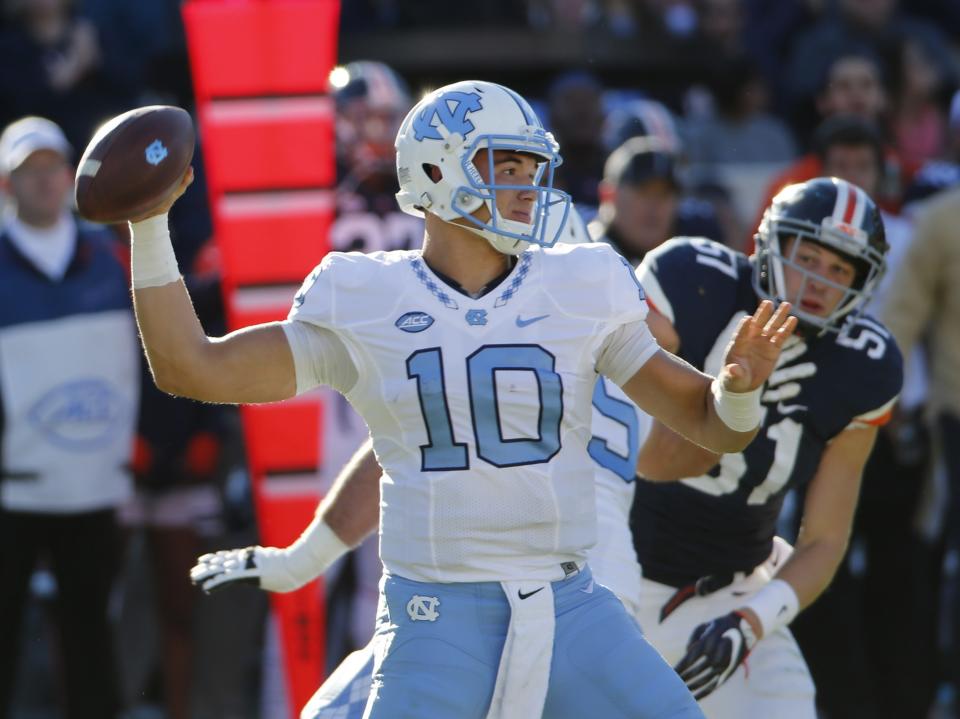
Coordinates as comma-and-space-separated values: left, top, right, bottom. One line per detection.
646, 570, 739, 623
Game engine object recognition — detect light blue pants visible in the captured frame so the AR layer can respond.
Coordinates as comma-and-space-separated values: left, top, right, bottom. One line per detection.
307, 566, 703, 719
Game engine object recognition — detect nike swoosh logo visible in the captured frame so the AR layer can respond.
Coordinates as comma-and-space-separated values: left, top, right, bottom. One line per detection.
518, 587, 545, 600
516, 314, 550, 328
776, 401, 807, 415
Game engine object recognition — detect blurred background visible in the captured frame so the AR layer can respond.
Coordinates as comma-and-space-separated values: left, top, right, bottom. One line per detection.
1, 0, 960, 718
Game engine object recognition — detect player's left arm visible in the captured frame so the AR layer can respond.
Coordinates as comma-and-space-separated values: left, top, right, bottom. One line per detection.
190, 438, 381, 594
756, 423, 877, 612
636, 418, 721, 481
620, 300, 797, 454
675, 424, 878, 699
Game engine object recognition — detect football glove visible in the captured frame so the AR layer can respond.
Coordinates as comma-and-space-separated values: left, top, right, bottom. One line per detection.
674, 610, 758, 700
190, 516, 351, 594
190, 545, 316, 594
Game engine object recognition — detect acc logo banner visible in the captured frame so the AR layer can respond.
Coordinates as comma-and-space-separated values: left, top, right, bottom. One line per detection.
413, 91, 483, 141
395, 311, 435, 333
27, 379, 128, 450
406, 595, 440, 622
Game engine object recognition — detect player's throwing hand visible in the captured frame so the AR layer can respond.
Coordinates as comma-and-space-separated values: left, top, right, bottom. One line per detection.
719, 300, 797, 393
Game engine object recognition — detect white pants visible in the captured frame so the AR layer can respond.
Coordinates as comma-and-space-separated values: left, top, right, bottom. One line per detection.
636, 538, 816, 719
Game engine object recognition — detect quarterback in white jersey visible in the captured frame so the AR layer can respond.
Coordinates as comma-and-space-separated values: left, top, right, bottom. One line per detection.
285, 240, 652, 584
131, 79, 796, 719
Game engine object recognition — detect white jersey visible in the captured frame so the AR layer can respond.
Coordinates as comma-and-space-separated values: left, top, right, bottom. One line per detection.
289, 242, 657, 583
585, 377, 652, 613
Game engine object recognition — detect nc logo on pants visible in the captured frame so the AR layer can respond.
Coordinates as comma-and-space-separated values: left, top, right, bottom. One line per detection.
407, 595, 440, 622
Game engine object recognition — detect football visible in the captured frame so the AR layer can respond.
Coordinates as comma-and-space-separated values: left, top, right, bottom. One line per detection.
75, 105, 195, 224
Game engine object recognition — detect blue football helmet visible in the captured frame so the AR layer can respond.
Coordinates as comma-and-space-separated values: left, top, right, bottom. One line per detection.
753, 177, 888, 334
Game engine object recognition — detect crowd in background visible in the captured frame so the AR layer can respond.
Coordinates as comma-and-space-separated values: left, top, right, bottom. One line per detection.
1, 0, 960, 717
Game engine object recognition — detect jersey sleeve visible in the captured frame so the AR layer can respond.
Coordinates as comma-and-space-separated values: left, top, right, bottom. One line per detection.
596, 320, 659, 386
835, 317, 904, 431
285, 251, 388, 394
280, 320, 359, 395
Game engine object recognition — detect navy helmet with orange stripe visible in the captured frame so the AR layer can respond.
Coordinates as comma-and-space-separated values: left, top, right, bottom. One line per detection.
753, 176, 888, 334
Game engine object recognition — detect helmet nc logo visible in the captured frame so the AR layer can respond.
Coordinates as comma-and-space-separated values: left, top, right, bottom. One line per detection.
412, 92, 483, 141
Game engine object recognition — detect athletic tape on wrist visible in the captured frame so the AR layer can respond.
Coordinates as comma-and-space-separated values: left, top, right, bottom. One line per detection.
129, 213, 181, 288
711, 377, 762, 432
283, 516, 351, 585
744, 578, 800, 638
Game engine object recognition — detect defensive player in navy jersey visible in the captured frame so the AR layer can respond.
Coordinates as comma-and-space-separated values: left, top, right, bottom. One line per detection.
128, 80, 797, 719
632, 177, 903, 718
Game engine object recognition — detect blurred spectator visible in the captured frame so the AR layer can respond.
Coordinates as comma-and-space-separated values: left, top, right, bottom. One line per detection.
783, 0, 957, 132
0, 116, 137, 719
815, 51, 890, 129
760, 53, 890, 203
883, 186, 960, 715
901, 90, 960, 209
682, 54, 796, 165
588, 136, 723, 260
603, 97, 682, 155
331, 60, 418, 244
751, 110, 906, 244
887, 36, 955, 168
547, 71, 608, 215
814, 114, 887, 192
753, 52, 915, 240
329, 61, 422, 252
0, 0, 134, 151
589, 136, 680, 263
888, 38, 954, 164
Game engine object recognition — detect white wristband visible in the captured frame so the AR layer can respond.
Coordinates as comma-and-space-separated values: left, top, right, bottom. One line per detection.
711, 377, 762, 432
281, 515, 351, 587
129, 213, 181, 288
743, 578, 800, 639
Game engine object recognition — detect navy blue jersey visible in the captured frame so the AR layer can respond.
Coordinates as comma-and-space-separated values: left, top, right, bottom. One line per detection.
632, 238, 903, 586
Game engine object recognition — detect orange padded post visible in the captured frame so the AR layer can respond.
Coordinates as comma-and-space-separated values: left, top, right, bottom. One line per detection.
183, 2, 340, 715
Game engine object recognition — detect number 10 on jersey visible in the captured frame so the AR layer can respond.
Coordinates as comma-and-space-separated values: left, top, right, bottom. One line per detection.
406, 344, 563, 470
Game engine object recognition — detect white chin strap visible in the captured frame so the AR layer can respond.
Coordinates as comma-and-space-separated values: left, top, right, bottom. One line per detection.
462, 222, 531, 255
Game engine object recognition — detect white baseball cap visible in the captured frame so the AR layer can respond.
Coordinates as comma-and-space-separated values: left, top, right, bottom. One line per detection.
0, 116, 71, 174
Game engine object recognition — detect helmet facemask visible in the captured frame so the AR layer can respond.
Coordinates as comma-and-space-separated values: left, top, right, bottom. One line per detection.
754, 212, 886, 335
452, 135, 571, 254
